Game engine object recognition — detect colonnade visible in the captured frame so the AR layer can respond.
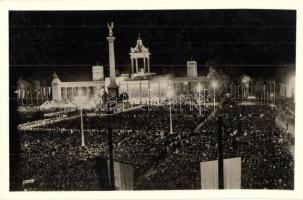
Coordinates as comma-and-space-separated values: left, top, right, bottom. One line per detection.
130, 57, 150, 74
60, 86, 98, 101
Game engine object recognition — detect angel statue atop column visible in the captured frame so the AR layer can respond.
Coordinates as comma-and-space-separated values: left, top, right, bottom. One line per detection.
107, 22, 114, 37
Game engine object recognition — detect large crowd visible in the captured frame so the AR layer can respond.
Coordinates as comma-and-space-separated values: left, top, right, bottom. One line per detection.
18, 102, 294, 190
137, 104, 294, 189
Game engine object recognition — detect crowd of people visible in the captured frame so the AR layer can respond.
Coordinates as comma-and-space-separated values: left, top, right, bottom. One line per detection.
137, 104, 293, 189
18, 102, 294, 190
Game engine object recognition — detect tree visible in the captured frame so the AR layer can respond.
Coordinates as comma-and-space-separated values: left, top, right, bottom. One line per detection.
206, 60, 231, 99
33, 80, 41, 106
17, 78, 26, 106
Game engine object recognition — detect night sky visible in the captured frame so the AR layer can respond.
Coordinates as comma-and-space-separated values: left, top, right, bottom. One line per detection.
9, 10, 296, 86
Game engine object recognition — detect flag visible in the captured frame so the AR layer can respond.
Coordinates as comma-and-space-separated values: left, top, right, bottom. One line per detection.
200, 157, 241, 189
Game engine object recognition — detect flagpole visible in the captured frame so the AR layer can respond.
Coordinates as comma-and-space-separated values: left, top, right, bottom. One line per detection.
107, 102, 115, 190
199, 89, 201, 115
169, 103, 173, 134
273, 80, 276, 105
204, 89, 206, 110
80, 108, 85, 147
217, 116, 224, 189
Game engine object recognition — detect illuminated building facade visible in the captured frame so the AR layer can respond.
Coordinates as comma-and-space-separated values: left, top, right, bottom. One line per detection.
51, 24, 211, 105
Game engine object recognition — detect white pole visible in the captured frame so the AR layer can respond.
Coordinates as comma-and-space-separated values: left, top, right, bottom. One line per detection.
148, 89, 150, 111
179, 95, 182, 112
264, 86, 266, 103
80, 108, 85, 147
273, 81, 275, 105
204, 89, 206, 110
214, 86, 216, 111
169, 103, 173, 134
199, 90, 201, 115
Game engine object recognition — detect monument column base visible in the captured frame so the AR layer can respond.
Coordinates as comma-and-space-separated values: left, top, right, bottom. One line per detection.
108, 85, 118, 97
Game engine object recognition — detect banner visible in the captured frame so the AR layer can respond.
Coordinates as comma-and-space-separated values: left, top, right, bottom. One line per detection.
200, 157, 241, 189
200, 160, 218, 189
113, 161, 134, 190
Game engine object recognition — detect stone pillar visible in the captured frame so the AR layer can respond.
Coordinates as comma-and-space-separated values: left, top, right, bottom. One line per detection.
65, 87, 68, 101
71, 87, 74, 101
143, 58, 146, 73
107, 35, 118, 95
131, 58, 134, 74
51, 84, 61, 101
135, 58, 138, 73
94, 86, 97, 98
147, 57, 150, 73
158, 81, 161, 98
62, 88, 64, 101
76, 87, 79, 96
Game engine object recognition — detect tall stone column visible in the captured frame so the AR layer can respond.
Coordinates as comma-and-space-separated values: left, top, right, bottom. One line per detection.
143, 58, 146, 73
147, 57, 150, 73
65, 87, 68, 101
71, 87, 74, 101
135, 58, 138, 73
107, 23, 118, 96
131, 58, 134, 74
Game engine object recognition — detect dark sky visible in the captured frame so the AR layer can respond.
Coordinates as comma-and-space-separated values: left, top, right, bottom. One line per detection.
9, 10, 296, 86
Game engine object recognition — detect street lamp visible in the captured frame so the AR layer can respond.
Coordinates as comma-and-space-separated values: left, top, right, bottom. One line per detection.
179, 95, 182, 112
204, 89, 207, 110
196, 83, 203, 116
263, 84, 266, 103
167, 89, 173, 134
100, 88, 104, 106
273, 80, 276, 105
74, 94, 87, 147
148, 88, 151, 111
212, 81, 217, 111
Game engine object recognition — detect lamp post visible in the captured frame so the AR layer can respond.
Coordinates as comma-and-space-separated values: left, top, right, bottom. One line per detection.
212, 81, 217, 111
189, 98, 192, 111
169, 102, 173, 134
100, 88, 104, 106
273, 80, 276, 105
197, 83, 202, 116
204, 89, 207, 110
148, 88, 151, 111
80, 108, 85, 147
264, 84, 266, 103
167, 89, 173, 134
74, 94, 86, 147
179, 95, 182, 112
237, 80, 240, 100
217, 115, 224, 189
